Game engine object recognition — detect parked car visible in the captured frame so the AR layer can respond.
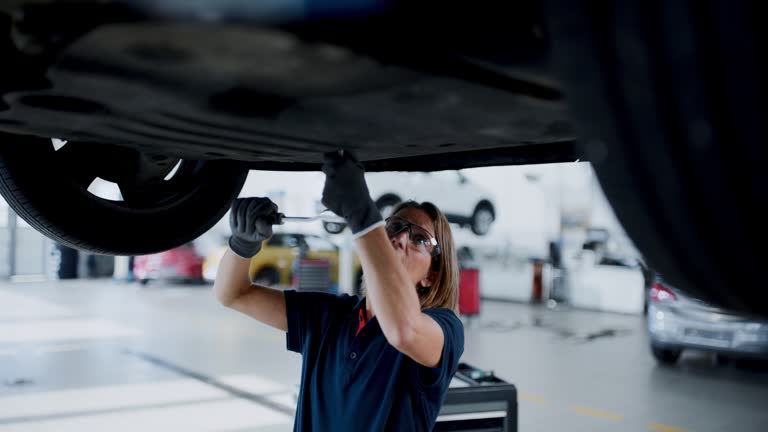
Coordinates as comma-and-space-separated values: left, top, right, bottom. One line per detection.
133, 244, 204, 285
647, 276, 768, 365
322, 171, 495, 236
0, 2, 764, 314
203, 233, 363, 293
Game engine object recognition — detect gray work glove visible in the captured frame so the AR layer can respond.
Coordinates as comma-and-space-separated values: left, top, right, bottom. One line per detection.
321, 150, 383, 238
228, 197, 278, 258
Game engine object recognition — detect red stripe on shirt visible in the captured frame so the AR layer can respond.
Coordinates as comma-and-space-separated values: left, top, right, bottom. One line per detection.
356, 308, 366, 336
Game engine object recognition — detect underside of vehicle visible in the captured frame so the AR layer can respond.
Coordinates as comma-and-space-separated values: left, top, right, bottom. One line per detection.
0, 1, 575, 171
0, 1, 766, 316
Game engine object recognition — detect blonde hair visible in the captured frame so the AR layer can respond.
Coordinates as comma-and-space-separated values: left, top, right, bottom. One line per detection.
360, 200, 459, 313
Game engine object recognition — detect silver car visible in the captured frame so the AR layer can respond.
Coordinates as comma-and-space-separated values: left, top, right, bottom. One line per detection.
647, 278, 768, 364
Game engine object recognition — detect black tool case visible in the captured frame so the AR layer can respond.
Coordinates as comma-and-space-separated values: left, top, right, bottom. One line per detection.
435, 363, 517, 431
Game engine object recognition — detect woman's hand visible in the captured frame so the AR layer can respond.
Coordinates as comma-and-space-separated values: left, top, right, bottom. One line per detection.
228, 197, 278, 258
321, 150, 384, 238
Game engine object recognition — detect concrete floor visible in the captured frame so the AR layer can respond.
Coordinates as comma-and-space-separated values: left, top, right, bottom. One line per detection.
1, 279, 767, 432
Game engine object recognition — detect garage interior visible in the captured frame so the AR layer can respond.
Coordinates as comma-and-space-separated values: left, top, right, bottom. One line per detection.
1, 2, 767, 431
2, 163, 767, 432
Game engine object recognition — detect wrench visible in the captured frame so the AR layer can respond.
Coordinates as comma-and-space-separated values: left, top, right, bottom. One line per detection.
267, 149, 350, 225
267, 209, 346, 225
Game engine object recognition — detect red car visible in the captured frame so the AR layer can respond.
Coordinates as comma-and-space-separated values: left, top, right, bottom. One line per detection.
133, 244, 204, 285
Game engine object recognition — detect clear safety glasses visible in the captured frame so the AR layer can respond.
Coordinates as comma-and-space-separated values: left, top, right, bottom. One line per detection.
384, 216, 441, 257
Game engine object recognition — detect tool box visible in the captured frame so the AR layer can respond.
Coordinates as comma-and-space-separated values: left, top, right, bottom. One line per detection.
435, 363, 517, 431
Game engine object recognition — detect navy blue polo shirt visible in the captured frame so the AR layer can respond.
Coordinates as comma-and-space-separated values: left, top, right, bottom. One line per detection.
284, 290, 464, 432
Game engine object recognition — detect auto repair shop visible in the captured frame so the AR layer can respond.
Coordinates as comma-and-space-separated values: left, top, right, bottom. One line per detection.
1, 2, 767, 432
2, 161, 767, 432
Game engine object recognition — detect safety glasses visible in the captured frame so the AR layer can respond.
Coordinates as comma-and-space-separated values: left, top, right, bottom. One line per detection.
385, 216, 441, 257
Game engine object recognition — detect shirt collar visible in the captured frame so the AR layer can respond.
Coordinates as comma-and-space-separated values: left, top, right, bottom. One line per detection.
351, 296, 378, 329
352, 295, 367, 315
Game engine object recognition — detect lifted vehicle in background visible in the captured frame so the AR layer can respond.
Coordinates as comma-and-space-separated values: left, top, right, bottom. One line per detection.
647, 277, 768, 365
0, 1, 765, 316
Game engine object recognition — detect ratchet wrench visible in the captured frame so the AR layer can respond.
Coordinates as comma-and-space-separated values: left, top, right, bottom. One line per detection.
267, 209, 346, 225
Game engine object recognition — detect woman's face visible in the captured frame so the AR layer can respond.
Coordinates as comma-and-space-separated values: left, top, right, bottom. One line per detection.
389, 207, 436, 290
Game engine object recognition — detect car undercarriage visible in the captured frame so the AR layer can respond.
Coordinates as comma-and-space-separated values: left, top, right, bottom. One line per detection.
1, 0, 766, 316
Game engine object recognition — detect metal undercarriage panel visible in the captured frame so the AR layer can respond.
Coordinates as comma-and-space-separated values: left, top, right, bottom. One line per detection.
0, 4, 576, 171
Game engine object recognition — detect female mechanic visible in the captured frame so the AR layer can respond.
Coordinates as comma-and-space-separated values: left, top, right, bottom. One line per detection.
214, 150, 464, 431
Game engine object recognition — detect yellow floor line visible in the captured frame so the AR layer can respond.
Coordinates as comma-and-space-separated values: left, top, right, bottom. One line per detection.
569, 405, 624, 421
649, 423, 689, 432
518, 392, 549, 405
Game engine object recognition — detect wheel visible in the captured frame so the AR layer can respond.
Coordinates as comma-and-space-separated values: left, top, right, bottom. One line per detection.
254, 267, 280, 286
375, 194, 401, 219
714, 354, 732, 366
546, 2, 768, 315
470, 203, 494, 236
651, 345, 682, 365
0, 134, 248, 255
322, 220, 346, 235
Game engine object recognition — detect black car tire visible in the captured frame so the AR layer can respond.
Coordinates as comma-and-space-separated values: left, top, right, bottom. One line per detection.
651, 345, 682, 365
547, 2, 768, 315
714, 354, 733, 366
470, 203, 495, 236
254, 267, 281, 286
0, 134, 248, 255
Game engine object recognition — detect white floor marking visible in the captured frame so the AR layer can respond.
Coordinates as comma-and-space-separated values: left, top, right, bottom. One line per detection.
0, 319, 142, 343
0, 379, 228, 421
0, 399, 292, 432
0, 291, 76, 320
